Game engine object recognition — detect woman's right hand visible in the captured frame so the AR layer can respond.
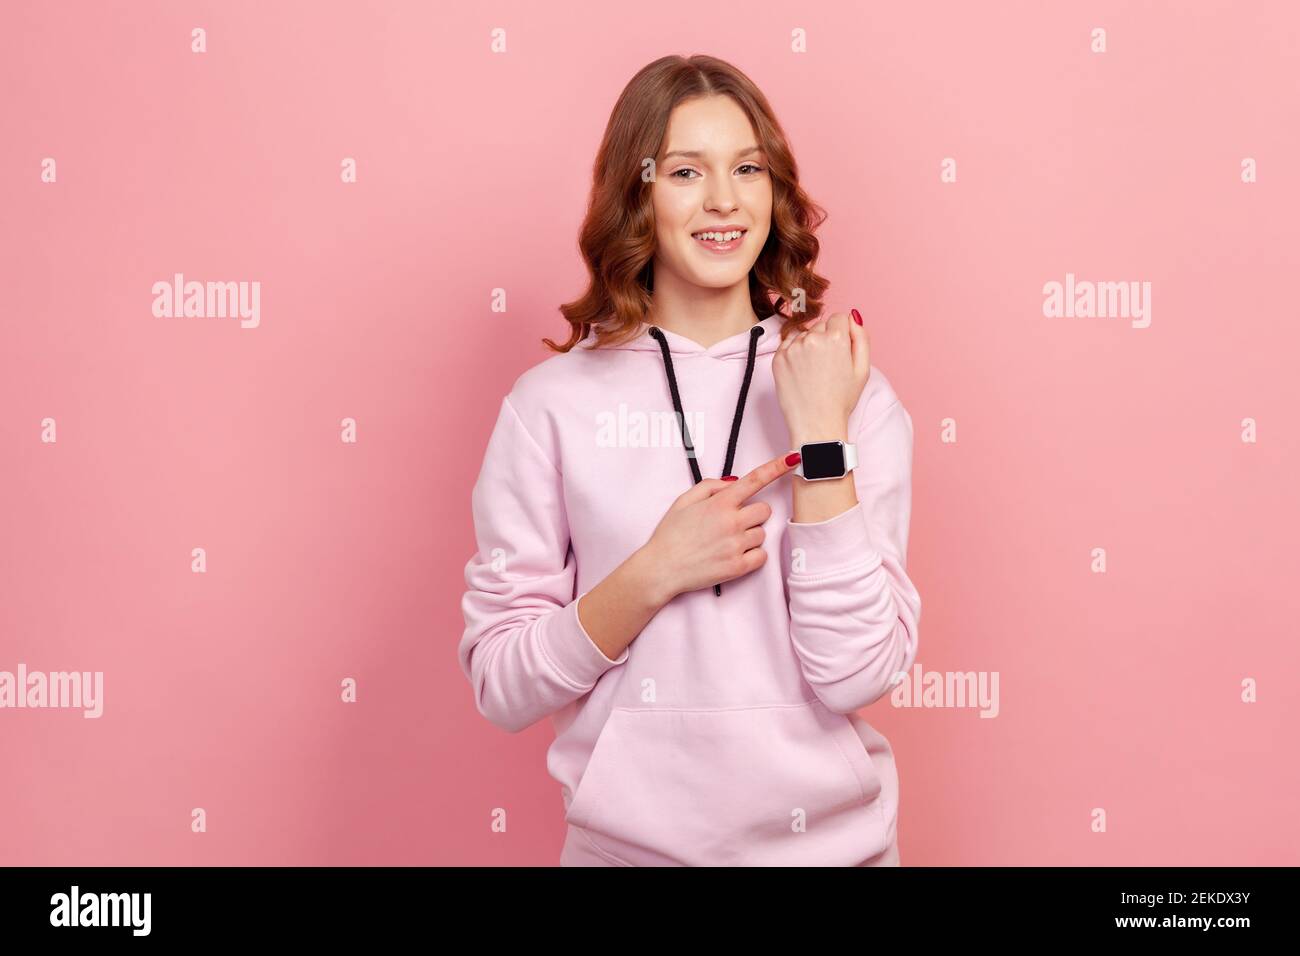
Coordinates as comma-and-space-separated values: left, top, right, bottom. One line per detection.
636, 452, 799, 601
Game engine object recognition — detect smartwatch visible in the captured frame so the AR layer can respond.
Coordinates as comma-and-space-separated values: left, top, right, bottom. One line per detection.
792, 440, 858, 481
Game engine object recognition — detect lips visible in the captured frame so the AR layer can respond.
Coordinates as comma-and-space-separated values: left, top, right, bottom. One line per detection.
691, 228, 747, 254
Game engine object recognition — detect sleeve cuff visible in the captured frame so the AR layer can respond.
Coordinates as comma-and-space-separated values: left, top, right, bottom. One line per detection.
538, 589, 629, 689
786, 502, 884, 578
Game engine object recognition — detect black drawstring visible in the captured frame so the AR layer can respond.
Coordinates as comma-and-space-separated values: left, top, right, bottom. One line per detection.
648, 323, 766, 597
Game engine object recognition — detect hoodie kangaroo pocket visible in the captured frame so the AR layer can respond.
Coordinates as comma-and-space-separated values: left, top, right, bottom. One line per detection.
564, 699, 886, 866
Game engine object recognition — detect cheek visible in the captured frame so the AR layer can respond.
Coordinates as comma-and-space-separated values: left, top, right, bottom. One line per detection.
744, 181, 774, 221
653, 187, 695, 230
656, 222, 688, 260
655, 216, 695, 260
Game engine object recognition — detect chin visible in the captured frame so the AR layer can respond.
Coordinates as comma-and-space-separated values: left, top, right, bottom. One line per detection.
685, 255, 756, 283
685, 268, 750, 289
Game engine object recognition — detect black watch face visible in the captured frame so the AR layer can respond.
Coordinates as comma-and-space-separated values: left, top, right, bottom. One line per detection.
801, 441, 846, 479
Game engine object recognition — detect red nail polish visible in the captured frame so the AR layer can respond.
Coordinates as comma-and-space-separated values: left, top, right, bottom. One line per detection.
722, 475, 738, 481
785, 452, 801, 466
851, 308, 863, 326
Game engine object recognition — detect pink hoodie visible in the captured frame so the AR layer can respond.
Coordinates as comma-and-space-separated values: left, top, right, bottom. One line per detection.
458, 312, 921, 866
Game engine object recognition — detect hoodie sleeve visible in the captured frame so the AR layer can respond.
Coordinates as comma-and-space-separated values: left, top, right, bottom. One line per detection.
784, 397, 921, 715
458, 395, 629, 734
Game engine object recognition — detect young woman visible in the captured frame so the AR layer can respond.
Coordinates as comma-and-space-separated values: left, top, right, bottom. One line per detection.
458, 54, 921, 866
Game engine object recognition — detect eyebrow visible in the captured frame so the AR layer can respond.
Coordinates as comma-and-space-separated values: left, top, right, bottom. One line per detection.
661, 145, 764, 161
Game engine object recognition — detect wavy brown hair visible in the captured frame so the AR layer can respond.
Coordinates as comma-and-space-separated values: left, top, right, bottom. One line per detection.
544, 54, 831, 353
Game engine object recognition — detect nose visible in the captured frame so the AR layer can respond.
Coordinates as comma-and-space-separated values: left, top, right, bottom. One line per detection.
704, 177, 740, 215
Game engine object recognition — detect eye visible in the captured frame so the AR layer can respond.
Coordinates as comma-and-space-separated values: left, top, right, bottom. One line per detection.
737, 163, 764, 174
671, 168, 700, 179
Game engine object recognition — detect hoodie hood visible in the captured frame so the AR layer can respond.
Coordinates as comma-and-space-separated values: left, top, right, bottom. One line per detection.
582, 312, 787, 360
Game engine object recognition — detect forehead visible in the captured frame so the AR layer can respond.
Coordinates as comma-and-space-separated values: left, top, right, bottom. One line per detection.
661, 96, 761, 159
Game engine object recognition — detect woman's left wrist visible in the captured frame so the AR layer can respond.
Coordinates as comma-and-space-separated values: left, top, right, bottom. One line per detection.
788, 419, 849, 447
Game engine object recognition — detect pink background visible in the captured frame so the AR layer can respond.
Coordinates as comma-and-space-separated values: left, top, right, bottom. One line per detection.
2, 0, 1297, 865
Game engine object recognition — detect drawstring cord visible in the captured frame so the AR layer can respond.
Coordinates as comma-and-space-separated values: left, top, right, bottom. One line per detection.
648, 323, 766, 596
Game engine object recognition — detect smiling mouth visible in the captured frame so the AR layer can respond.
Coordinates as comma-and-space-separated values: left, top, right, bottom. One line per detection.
690, 228, 747, 252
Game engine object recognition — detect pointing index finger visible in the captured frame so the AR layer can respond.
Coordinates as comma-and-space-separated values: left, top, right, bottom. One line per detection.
718, 451, 798, 502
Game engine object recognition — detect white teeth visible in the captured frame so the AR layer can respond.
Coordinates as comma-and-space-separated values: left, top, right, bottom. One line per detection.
693, 229, 744, 241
